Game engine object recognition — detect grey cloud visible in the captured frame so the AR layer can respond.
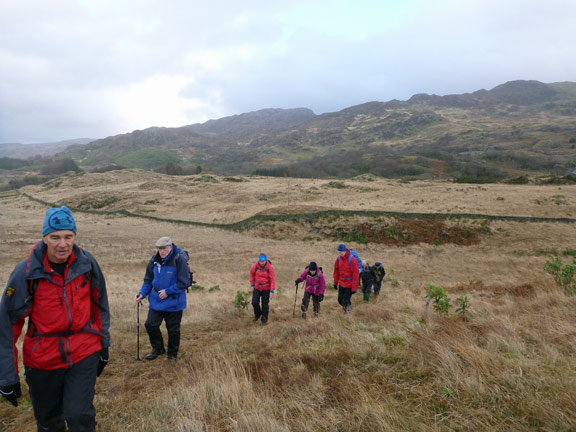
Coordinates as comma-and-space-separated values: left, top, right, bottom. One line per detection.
1, 0, 575, 143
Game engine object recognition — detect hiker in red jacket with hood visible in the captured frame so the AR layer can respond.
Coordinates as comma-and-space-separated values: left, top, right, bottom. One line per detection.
0, 205, 110, 432
250, 254, 275, 325
333, 244, 360, 313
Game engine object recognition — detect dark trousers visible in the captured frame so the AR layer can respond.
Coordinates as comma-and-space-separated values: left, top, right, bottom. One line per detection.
362, 280, 374, 301
337, 285, 353, 309
374, 279, 383, 295
25, 352, 99, 432
145, 309, 183, 357
301, 291, 322, 315
252, 289, 270, 323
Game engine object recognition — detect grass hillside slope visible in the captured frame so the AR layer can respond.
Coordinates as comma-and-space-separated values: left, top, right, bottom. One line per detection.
1, 171, 575, 431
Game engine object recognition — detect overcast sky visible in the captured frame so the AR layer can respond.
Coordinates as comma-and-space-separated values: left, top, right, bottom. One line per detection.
1, 0, 575, 144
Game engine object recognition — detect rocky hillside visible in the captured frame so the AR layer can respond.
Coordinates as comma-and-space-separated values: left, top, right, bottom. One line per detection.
30, 81, 576, 179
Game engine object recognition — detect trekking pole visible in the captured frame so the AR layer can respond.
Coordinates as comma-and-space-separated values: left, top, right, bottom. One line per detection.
136, 300, 141, 361
293, 282, 299, 318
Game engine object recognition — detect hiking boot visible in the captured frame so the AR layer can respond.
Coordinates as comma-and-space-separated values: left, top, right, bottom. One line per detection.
313, 312, 319, 318
253, 314, 261, 322
167, 354, 177, 361
261, 319, 268, 326
145, 348, 166, 360
301, 312, 307, 319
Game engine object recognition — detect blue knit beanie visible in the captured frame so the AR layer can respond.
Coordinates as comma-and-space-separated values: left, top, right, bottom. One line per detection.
337, 244, 347, 252
42, 206, 77, 236
258, 254, 267, 262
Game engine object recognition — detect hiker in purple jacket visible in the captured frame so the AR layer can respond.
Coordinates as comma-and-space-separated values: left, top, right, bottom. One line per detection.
294, 262, 326, 319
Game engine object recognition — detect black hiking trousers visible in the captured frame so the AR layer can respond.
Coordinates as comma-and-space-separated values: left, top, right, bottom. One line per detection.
252, 289, 270, 323
301, 291, 322, 315
25, 352, 99, 432
145, 309, 183, 357
337, 286, 353, 309
374, 279, 383, 295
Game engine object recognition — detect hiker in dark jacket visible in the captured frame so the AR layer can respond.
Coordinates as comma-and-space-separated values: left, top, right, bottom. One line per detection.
250, 254, 275, 325
373, 261, 386, 297
135, 236, 191, 361
295, 262, 326, 318
361, 260, 377, 301
0, 205, 110, 431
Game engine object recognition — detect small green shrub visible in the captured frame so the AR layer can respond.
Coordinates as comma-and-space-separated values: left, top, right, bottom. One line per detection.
208, 285, 220, 292
543, 256, 576, 295
455, 296, 471, 318
234, 290, 250, 309
425, 284, 451, 315
189, 284, 204, 291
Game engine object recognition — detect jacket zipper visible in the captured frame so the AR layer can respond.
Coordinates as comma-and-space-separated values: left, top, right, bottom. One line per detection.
62, 283, 74, 366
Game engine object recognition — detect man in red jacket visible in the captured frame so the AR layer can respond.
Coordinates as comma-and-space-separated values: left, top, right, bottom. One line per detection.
0, 205, 110, 431
333, 244, 359, 313
249, 254, 275, 325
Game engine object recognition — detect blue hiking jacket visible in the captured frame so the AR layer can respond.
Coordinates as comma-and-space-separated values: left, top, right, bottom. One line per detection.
139, 244, 190, 312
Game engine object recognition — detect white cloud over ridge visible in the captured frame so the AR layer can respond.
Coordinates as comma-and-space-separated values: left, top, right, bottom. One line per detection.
0, 0, 574, 143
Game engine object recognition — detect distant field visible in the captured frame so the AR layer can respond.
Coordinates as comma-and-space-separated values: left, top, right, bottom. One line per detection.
1, 171, 575, 431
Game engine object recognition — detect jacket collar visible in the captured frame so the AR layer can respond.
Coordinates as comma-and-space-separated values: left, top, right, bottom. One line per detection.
26, 241, 91, 283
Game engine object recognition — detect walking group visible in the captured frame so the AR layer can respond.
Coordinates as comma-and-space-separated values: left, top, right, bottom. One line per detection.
0, 205, 385, 431
249, 243, 386, 324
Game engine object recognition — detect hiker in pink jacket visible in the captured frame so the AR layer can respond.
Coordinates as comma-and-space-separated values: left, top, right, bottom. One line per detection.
294, 262, 326, 319
250, 254, 275, 325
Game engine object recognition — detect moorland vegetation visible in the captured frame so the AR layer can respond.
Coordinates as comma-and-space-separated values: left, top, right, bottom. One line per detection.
1, 171, 575, 431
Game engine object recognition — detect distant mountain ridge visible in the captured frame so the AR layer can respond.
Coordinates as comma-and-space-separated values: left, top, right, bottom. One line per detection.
0, 138, 94, 159
408, 80, 576, 107
13, 80, 576, 180
181, 107, 316, 138
59, 79, 576, 179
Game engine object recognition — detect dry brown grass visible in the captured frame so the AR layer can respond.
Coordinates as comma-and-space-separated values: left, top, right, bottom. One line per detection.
1, 171, 576, 431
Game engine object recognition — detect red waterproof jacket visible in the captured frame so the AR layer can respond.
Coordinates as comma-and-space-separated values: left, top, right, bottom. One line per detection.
0, 242, 110, 387
250, 261, 275, 292
333, 249, 360, 292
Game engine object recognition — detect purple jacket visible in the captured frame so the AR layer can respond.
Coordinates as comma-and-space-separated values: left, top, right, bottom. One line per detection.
299, 269, 326, 296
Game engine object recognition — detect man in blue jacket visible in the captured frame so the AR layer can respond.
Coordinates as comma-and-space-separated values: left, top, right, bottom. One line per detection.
135, 237, 190, 360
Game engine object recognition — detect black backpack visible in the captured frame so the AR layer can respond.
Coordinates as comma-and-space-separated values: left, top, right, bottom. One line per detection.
178, 249, 196, 288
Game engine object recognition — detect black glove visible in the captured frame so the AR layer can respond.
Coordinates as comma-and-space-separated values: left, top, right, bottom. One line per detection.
295, 278, 301, 286
318, 294, 324, 302
0, 382, 21, 407
96, 347, 109, 377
